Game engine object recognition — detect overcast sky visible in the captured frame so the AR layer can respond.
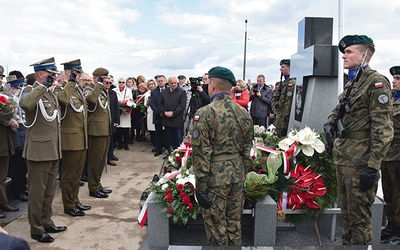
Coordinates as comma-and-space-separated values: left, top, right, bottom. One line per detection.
1, 0, 399, 84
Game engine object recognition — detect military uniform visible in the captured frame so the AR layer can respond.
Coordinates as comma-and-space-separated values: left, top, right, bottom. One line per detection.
85, 68, 111, 197
326, 36, 393, 245
19, 58, 62, 236
191, 67, 254, 246
272, 60, 296, 137
54, 59, 88, 212
380, 66, 400, 243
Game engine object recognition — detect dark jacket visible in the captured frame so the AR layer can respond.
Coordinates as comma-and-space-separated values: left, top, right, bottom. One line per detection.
158, 87, 187, 128
150, 86, 163, 125
108, 88, 120, 134
249, 84, 273, 117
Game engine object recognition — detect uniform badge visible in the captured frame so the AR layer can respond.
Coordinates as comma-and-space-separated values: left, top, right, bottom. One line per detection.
194, 115, 200, 121
287, 91, 293, 97
375, 82, 383, 88
192, 128, 200, 139
378, 94, 389, 104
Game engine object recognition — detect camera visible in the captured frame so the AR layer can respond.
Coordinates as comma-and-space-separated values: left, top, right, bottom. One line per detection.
189, 77, 203, 89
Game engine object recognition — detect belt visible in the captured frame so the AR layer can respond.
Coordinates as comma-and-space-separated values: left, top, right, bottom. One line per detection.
341, 130, 370, 140
210, 153, 240, 162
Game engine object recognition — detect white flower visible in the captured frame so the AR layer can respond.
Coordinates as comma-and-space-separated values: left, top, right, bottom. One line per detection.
176, 174, 196, 187
278, 126, 325, 157
161, 183, 168, 190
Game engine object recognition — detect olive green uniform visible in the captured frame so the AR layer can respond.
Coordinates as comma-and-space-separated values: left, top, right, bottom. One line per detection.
272, 77, 296, 137
54, 81, 88, 209
191, 94, 253, 246
84, 82, 111, 193
327, 66, 393, 244
381, 96, 400, 231
19, 82, 62, 235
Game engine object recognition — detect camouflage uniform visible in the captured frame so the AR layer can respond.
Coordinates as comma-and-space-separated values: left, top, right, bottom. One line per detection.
191, 93, 253, 246
272, 77, 296, 137
381, 92, 400, 237
327, 66, 393, 245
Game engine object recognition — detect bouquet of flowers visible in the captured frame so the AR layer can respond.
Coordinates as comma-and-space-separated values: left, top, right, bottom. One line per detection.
276, 126, 338, 224
253, 124, 281, 146
136, 93, 147, 114
0, 93, 16, 126
150, 170, 200, 225
119, 99, 135, 114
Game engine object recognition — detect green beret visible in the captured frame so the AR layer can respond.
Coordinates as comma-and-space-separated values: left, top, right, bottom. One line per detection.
280, 59, 290, 66
92, 67, 109, 77
208, 66, 236, 86
338, 35, 374, 53
390, 66, 400, 76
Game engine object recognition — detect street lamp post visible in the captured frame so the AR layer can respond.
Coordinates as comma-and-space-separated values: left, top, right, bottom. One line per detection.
243, 19, 248, 81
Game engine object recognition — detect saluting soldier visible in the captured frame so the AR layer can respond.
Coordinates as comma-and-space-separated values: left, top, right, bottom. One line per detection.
54, 59, 91, 217
325, 35, 393, 245
380, 66, 400, 245
19, 57, 67, 243
84, 68, 112, 198
191, 66, 254, 246
271, 59, 296, 137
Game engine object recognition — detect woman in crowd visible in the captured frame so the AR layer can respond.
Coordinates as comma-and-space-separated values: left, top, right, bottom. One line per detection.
145, 79, 157, 152
126, 77, 137, 144
230, 79, 250, 109
132, 83, 148, 142
115, 78, 133, 150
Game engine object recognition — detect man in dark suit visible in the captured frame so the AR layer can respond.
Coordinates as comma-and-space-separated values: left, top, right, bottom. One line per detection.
84, 68, 112, 198
150, 75, 167, 156
54, 59, 91, 217
19, 57, 67, 243
107, 77, 120, 166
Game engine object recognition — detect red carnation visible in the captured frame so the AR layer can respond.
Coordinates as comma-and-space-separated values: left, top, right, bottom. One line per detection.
176, 155, 182, 162
164, 189, 171, 196
177, 184, 184, 191
166, 195, 174, 203
188, 203, 194, 211
182, 196, 191, 205
167, 206, 174, 214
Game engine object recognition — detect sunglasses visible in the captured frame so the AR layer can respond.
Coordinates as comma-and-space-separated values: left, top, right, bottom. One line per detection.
119, 81, 125, 84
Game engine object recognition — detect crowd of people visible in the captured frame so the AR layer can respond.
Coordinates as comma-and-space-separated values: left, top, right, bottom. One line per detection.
0, 33, 399, 248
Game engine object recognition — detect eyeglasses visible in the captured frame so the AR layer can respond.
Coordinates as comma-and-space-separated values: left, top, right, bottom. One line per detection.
119, 81, 125, 84
104, 82, 112, 85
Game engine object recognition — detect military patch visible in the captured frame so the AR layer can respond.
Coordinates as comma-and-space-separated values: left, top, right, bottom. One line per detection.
375, 82, 383, 88
192, 128, 200, 139
194, 115, 200, 121
287, 91, 293, 97
378, 94, 389, 104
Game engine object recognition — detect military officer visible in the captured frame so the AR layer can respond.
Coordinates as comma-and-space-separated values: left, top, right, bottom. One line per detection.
191, 66, 254, 246
19, 57, 67, 243
271, 59, 296, 137
84, 68, 112, 198
380, 66, 400, 245
0, 65, 4, 91
54, 59, 91, 217
325, 35, 393, 245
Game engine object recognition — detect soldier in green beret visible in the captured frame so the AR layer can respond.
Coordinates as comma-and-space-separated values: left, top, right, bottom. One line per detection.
272, 59, 296, 137
380, 66, 400, 244
325, 35, 393, 245
191, 66, 254, 246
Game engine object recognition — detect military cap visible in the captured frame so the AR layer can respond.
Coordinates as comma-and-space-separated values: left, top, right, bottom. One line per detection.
177, 75, 186, 80
61, 59, 84, 72
0, 65, 4, 77
208, 66, 236, 86
280, 59, 290, 66
338, 35, 374, 53
6, 71, 25, 88
30, 57, 59, 73
25, 73, 36, 85
92, 67, 109, 77
390, 66, 400, 76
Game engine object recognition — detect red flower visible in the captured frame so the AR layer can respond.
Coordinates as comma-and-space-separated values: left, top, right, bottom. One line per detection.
189, 183, 194, 189
166, 195, 174, 203
164, 189, 171, 196
182, 196, 191, 205
188, 203, 194, 211
0, 95, 10, 104
184, 142, 191, 148
175, 155, 182, 162
179, 191, 187, 197
177, 184, 184, 191
167, 206, 174, 214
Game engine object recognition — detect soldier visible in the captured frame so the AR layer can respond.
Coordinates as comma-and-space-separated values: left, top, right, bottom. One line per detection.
325, 35, 393, 245
19, 57, 67, 243
54, 59, 91, 217
191, 66, 254, 246
271, 59, 296, 137
84, 68, 112, 198
380, 66, 400, 245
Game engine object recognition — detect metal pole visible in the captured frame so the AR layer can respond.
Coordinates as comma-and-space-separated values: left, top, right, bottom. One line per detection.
338, 0, 344, 97
243, 19, 248, 81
